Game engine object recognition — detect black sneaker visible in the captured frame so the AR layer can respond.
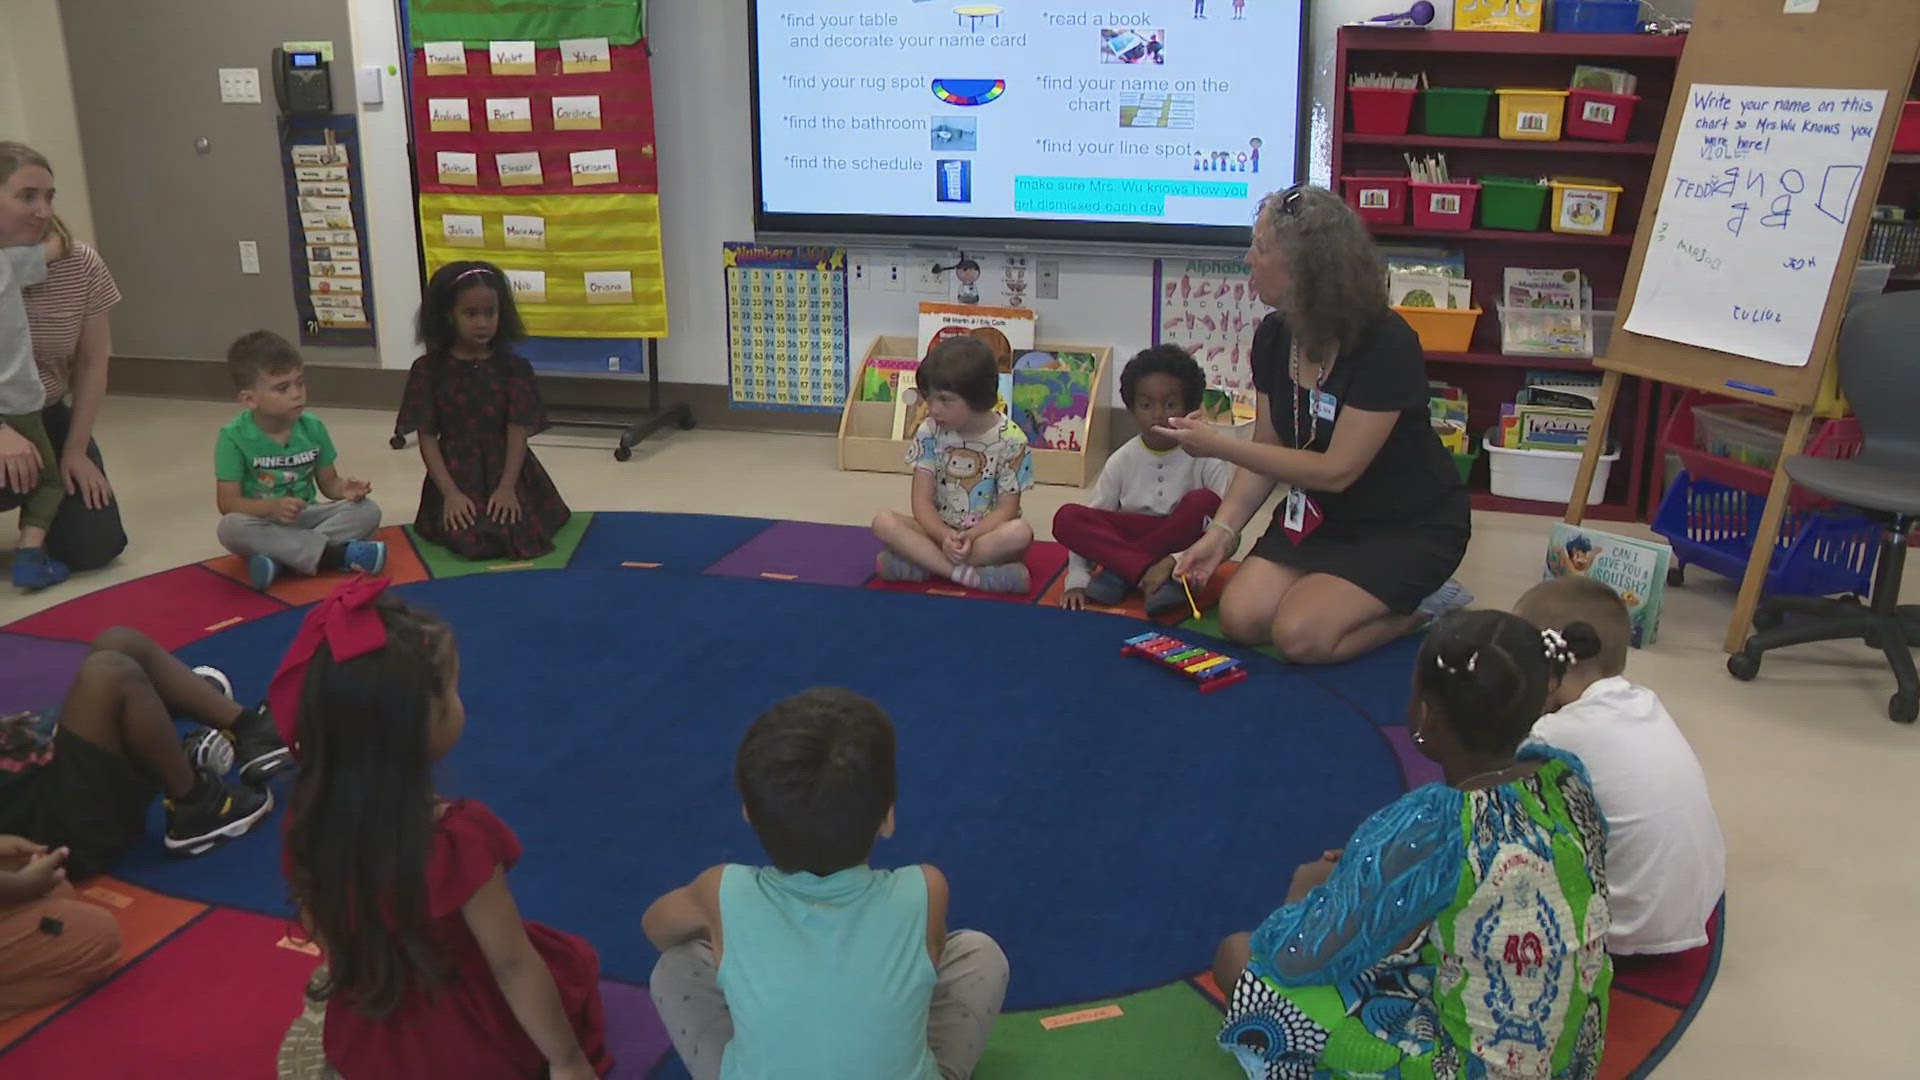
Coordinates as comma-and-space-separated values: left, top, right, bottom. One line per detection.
164, 768, 273, 856
182, 726, 236, 777
233, 704, 292, 784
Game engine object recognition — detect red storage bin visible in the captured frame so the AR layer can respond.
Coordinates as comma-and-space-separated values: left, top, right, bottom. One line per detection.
1348, 87, 1417, 135
1410, 180, 1480, 231
1342, 174, 1410, 226
1566, 89, 1640, 143
1895, 100, 1920, 154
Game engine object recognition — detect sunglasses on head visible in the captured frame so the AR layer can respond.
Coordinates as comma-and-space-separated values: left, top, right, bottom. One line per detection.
1278, 186, 1307, 216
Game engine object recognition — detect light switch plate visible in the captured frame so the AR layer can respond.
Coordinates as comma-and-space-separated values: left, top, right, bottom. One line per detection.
219, 68, 262, 104
238, 241, 260, 275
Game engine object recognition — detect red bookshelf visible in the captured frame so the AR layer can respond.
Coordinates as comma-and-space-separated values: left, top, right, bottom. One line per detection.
1333, 26, 1690, 521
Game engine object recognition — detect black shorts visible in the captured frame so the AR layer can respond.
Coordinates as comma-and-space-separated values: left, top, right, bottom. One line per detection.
1248, 487, 1471, 616
1, 725, 159, 880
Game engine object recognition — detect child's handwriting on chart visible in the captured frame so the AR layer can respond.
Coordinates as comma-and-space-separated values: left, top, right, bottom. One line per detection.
1624, 84, 1887, 369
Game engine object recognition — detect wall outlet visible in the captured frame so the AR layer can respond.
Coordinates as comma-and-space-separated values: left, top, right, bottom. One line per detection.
238, 240, 260, 275
880, 261, 905, 292
1036, 259, 1061, 300
219, 68, 262, 104
912, 261, 946, 295
848, 255, 871, 291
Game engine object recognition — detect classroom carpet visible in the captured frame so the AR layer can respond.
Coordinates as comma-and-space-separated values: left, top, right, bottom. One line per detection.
0, 511, 1720, 1078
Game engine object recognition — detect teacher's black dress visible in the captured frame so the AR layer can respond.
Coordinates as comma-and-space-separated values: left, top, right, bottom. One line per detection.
1246, 310, 1470, 615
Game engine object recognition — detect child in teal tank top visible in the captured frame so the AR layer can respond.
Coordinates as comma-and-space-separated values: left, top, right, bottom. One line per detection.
645, 689, 1009, 1080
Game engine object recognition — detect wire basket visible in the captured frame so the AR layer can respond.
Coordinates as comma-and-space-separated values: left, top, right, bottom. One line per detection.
1653, 472, 1879, 597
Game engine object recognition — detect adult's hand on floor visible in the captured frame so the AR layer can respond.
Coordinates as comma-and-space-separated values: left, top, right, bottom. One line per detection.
0, 425, 41, 494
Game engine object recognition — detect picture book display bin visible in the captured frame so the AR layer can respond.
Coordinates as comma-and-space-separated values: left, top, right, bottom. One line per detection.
836, 335, 1113, 487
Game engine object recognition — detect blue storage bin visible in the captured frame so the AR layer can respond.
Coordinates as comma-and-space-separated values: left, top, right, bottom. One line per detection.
1653, 472, 1879, 597
1553, 0, 1643, 33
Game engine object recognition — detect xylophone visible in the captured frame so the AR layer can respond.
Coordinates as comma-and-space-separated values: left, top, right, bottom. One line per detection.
1121, 631, 1249, 693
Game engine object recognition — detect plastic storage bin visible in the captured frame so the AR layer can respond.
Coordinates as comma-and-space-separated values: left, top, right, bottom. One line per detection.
1550, 177, 1622, 235
1565, 89, 1640, 142
1342, 174, 1410, 226
1660, 390, 1861, 510
1553, 0, 1643, 33
1486, 431, 1618, 504
1497, 89, 1568, 141
1691, 402, 1792, 470
1419, 88, 1493, 136
1395, 305, 1482, 353
1349, 87, 1417, 135
1654, 472, 1879, 597
1454, 0, 1542, 31
1478, 175, 1549, 231
1411, 180, 1481, 230
1894, 100, 1920, 153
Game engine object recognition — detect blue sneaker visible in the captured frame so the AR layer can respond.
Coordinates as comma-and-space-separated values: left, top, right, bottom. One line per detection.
1083, 569, 1130, 607
247, 554, 279, 590
343, 540, 387, 574
12, 547, 69, 591
1417, 578, 1476, 620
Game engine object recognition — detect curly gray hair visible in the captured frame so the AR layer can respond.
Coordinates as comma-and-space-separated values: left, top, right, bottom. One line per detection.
1253, 185, 1388, 360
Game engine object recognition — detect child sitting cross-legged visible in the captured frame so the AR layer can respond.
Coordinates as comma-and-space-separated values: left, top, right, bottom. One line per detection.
645, 688, 1010, 1080
1053, 345, 1232, 615
1517, 575, 1726, 955
872, 336, 1035, 594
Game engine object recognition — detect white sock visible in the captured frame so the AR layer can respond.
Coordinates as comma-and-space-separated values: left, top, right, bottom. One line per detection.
950, 564, 982, 588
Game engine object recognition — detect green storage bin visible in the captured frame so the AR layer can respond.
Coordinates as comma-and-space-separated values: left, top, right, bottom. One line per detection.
1479, 174, 1549, 231
1419, 88, 1493, 137
1453, 442, 1482, 484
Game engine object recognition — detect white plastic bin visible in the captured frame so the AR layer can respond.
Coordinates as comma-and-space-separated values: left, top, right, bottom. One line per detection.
1486, 433, 1618, 503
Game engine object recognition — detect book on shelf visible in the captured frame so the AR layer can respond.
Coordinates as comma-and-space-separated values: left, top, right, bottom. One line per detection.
1544, 523, 1672, 648
1570, 65, 1637, 96
858, 356, 920, 403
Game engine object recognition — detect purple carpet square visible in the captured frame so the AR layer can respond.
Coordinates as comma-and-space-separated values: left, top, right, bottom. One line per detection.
602, 980, 673, 1078
0, 632, 90, 715
1381, 725, 1444, 789
705, 520, 881, 587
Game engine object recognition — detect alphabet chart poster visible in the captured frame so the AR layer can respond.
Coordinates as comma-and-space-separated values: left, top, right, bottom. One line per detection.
724, 243, 849, 412
1624, 84, 1887, 368
1151, 257, 1269, 390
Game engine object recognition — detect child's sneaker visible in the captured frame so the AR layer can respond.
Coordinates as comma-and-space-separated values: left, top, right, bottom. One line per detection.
343, 540, 386, 574
193, 665, 235, 700
1144, 578, 1191, 619
972, 563, 1031, 594
876, 551, 930, 582
164, 767, 273, 856
248, 554, 279, 590
12, 548, 69, 591
233, 704, 292, 784
1083, 569, 1129, 607
1417, 578, 1476, 620
182, 727, 236, 777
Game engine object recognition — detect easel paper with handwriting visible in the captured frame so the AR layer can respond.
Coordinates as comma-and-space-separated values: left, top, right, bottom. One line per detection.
1624, 84, 1886, 368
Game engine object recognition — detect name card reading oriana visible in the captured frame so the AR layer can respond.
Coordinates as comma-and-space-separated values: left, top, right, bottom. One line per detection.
585, 270, 634, 304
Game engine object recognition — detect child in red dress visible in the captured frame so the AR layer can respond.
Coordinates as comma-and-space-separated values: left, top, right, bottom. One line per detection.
275, 578, 609, 1079
400, 261, 570, 560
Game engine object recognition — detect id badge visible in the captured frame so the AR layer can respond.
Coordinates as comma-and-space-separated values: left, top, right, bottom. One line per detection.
1283, 488, 1324, 542
1314, 390, 1338, 422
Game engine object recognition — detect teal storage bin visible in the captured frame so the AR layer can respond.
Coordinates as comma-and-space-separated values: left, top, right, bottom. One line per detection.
1420, 88, 1493, 137
1479, 174, 1549, 231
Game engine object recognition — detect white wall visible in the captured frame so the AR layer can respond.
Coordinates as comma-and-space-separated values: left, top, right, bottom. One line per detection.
0, 0, 99, 242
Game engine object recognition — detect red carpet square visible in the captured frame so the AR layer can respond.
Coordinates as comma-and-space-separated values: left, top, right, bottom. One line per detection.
5, 567, 286, 649
867, 542, 1070, 604
200, 525, 428, 605
0, 877, 206, 1052
0, 907, 316, 1075
1610, 905, 1721, 1009
1037, 561, 1240, 620
1599, 991, 1683, 1080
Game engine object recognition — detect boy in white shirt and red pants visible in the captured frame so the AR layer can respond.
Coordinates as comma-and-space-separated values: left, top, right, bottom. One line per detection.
1054, 346, 1233, 617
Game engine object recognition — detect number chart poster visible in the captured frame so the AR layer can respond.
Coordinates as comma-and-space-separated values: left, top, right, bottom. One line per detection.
1625, 84, 1887, 368
1151, 257, 1269, 390
724, 243, 850, 412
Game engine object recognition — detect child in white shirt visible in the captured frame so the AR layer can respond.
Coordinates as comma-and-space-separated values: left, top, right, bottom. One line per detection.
1518, 574, 1726, 955
1054, 346, 1232, 616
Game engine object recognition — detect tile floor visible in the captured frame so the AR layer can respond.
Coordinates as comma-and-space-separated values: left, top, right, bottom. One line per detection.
5, 395, 1916, 1076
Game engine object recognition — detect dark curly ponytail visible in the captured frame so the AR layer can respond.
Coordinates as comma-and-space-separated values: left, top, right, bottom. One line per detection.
1415, 610, 1601, 754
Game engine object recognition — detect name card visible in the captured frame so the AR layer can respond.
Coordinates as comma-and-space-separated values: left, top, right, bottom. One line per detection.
569, 148, 619, 186
312, 277, 363, 296
423, 42, 466, 76
489, 40, 536, 76
305, 228, 357, 246
428, 98, 470, 132
436, 151, 479, 186
506, 269, 547, 303
495, 151, 544, 186
551, 95, 603, 131
486, 97, 532, 133
442, 214, 486, 247
560, 37, 611, 74
502, 214, 547, 249
297, 181, 352, 199
585, 270, 634, 304
295, 165, 349, 182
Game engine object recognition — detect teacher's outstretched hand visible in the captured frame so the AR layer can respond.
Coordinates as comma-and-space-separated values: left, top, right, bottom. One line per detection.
1173, 522, 1236, 590
1153, 411, 1235, 460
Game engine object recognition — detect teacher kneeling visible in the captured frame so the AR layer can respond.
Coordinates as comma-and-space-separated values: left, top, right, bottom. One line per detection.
1165, 185, 1471, 664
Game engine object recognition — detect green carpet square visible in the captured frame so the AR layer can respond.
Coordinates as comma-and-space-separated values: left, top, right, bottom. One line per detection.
977, 982, 1239, 1079
405, 512, 594, 579
1180, 612, 1288, 662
